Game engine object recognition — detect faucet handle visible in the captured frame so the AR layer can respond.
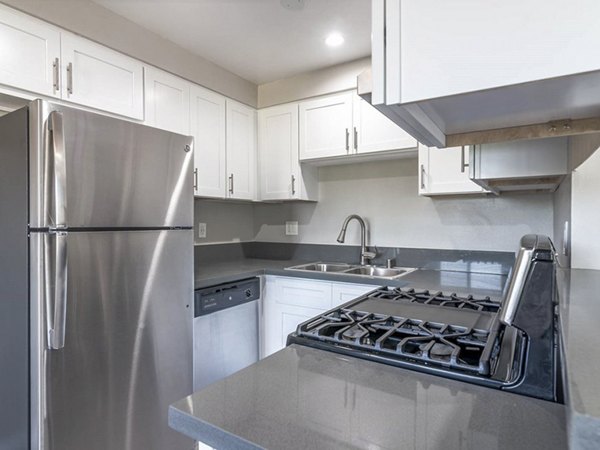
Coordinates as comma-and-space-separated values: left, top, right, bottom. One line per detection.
363, 250, 376, 261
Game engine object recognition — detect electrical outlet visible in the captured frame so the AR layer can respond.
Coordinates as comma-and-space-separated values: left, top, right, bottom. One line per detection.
198, 223, 207, 238
285, 221, 298, 236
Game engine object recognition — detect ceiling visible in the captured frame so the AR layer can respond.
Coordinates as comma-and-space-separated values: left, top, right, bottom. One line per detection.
91, 0, 371, 85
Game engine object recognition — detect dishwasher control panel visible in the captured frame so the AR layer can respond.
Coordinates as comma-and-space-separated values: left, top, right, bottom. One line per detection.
194, 278, 260, 317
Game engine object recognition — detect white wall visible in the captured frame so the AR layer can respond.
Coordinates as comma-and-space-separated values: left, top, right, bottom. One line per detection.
571, 137, 600, 270
253, 158, 554, 252
1, 0, 257, 106
258, 57, 369, 108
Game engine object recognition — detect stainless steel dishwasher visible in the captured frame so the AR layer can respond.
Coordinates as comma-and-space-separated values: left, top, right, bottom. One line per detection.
193, 278, 260, 391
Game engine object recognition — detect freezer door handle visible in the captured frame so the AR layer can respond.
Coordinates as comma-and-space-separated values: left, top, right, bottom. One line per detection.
46, 111, 67, 228
45, 232, 68, 350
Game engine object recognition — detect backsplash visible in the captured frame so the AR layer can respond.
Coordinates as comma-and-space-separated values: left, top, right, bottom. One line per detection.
195, 158, 555, 253
253, 158, 554, 252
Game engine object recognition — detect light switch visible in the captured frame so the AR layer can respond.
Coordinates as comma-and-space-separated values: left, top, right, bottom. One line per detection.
285, 221, 298, 236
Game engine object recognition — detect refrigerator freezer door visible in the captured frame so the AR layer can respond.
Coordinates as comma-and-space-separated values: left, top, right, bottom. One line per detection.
30, 230, 193, 450
29, 100, 193, 229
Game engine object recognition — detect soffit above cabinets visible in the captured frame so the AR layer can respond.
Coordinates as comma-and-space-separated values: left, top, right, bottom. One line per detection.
91, 0, 371, 84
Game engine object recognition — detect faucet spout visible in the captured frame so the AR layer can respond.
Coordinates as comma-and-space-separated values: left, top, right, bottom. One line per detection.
335, 215, 375, 265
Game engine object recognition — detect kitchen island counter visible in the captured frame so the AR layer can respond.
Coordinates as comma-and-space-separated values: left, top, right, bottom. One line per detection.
170, 344, 566, 450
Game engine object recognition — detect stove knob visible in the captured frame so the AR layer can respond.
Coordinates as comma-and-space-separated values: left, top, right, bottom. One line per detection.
245, 289, 252, 298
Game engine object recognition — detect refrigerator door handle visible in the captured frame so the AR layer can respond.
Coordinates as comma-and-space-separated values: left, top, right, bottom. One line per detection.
45, 231, 68, 350
47, 110, 67, 229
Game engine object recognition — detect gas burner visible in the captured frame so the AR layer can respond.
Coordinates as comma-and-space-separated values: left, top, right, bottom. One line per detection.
302, 306, 497, 375
369, 288, 501, 312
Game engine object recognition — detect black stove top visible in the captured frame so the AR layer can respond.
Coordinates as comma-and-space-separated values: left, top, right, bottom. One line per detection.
291, 288, 503, 376
367, 288, 501, 313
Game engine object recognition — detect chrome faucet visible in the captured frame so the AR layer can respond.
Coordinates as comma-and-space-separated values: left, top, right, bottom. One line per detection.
336, 214, 376, 265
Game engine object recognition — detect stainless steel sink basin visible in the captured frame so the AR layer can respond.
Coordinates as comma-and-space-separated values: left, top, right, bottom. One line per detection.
343, 266, 413, 278
291, 263, 353, 273
285, 262, 417, 280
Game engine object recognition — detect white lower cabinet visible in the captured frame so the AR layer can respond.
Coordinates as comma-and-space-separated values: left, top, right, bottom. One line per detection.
262, 276, 374, 357
418, 143, 486, 196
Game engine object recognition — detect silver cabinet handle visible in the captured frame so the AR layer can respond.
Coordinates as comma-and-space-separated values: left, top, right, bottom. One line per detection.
193, 168, 198, 192
345, 128, 349, 151
66, 62, 73, 95
47, 111, 67, 228
460, 145, 469, 173
420, 164, 426, 190
44, 231, 68, 350
228, 173, 234, 195
52, 57, 60, 93
353, 127, 358, 152
291, 174, 296, 196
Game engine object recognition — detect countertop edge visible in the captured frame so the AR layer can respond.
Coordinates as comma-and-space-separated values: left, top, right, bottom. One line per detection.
168, 405, 264, 450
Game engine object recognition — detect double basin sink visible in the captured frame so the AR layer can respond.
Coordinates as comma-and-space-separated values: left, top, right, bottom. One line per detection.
285, 262, 417, 280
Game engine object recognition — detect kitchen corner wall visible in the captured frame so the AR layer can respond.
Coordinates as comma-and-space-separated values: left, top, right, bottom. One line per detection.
252, 158, 554, 252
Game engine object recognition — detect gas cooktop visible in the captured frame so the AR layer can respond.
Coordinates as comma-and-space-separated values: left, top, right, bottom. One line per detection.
289, 287, 510, 378
287, 235, 561, 402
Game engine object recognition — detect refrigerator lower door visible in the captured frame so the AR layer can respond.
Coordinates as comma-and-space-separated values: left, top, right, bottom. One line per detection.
30, 230, 193, 450
28, 99, 193, 229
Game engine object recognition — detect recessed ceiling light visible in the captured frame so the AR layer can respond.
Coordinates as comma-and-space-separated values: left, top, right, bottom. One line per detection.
325, 32, 344, 47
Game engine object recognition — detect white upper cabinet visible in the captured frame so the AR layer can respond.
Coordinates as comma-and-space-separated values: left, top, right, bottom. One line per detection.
418, 144, 485, 196
352, 93, 416, 154
144, 67, 190, 134
190, 85, 226, 198
299, 92, 353, 161
370, 0, 600, 148
0, 4, 60, 98
61, 33, 144, 120
258, 103, 317, 201
226, 99, 256, 200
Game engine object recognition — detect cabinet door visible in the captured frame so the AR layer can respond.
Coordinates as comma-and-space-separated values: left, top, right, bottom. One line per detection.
190, 85, 226, 198
0, 4, 61, 98
263, 276, 331, 357
331, 283, 375, 308
258, 103, 297, 200
299, 92, 353, 160
61, 33, 144, 120
418, 143, 485, 196
144, 67, 190, 134
226, 99, 256, 200
352, 94, 417, 154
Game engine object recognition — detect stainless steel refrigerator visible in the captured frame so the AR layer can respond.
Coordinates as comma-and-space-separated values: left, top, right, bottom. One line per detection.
0, 100, 194, 450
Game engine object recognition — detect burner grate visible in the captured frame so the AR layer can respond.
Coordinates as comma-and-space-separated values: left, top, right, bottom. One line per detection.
368, 288, 501, 312
296, 288, 502, 376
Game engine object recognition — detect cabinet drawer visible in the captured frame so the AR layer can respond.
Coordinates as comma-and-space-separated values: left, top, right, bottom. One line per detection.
274, 277, 332, 310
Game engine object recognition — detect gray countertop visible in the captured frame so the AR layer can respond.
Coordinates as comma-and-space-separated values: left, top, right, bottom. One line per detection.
181, 254, 600, 449
557, 269, 600, 449
170, 344, 566, 450
194, 258, 509, 299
